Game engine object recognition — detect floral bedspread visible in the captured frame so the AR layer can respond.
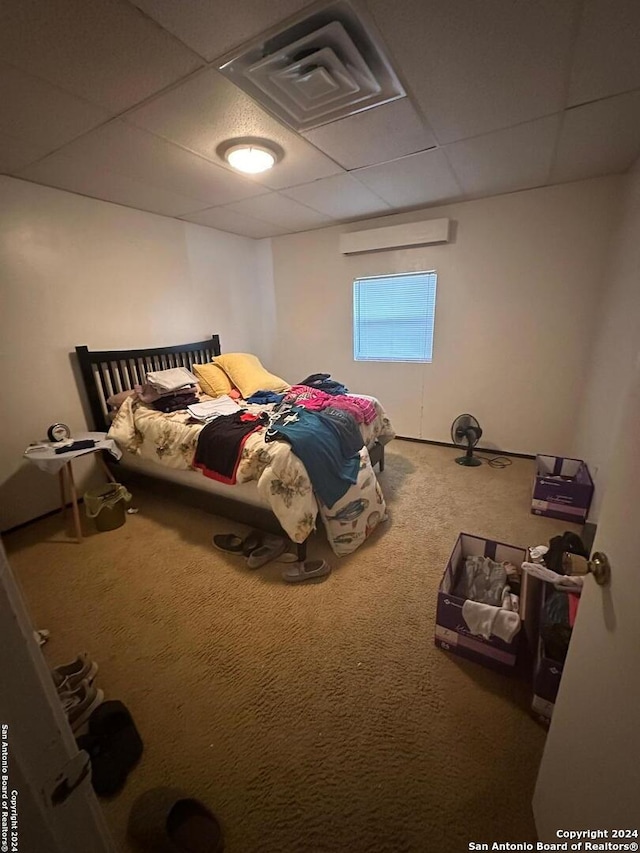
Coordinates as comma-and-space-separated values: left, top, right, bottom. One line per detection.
107, 395, 395, 546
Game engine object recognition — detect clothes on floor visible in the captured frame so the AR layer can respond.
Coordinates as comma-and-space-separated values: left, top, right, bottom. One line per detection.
299, 373, 348, 395
265, 405, 360, 507
193, 412, 265, 485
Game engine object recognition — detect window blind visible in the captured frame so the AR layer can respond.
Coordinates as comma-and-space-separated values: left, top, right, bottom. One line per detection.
353, 271, 437, 362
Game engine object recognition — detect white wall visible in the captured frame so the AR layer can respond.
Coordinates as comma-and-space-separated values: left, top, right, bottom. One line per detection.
268, 177, 622, 455
572, 161, 640, 521
0, 176, 264, 530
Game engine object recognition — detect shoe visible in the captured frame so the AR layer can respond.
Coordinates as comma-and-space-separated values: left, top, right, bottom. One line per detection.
282, 559, 332, 583
60, 681, 104, 733
128, 787, 224, 852
76, 700, 143, 798
246, 534, 286, 569
52, 653, 98, 692
212, 530, 263, 556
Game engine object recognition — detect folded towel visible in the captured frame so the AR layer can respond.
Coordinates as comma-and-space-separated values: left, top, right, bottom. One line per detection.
146, 367, 199, 393
462, 600, 521, 643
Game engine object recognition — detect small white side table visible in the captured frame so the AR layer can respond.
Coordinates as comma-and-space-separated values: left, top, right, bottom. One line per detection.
24, 432, 122, 542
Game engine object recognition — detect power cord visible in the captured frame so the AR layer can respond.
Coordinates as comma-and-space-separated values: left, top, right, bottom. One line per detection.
474, 452, 513, 469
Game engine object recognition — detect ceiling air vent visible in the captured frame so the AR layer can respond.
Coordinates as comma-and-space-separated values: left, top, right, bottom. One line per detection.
217, 0, 405, 132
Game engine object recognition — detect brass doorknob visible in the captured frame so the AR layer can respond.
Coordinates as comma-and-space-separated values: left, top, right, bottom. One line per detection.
562, 551, 611, 586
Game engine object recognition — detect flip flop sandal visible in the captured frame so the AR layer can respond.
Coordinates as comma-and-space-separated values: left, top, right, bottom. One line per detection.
128, 787, 224, 853
282, 559, 332, 583
246, 535, 287, 569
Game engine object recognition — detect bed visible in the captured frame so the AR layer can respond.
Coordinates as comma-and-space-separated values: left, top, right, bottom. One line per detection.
75, 336, 395, 557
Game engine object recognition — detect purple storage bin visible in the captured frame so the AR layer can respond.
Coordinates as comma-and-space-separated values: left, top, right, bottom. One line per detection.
531, 583, 569, 724
435, 533, 526, 673
531, 455, 594, 524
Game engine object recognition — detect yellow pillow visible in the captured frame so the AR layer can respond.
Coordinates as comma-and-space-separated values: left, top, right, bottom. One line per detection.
214, 353, 290, 398
192, 363, 235, 398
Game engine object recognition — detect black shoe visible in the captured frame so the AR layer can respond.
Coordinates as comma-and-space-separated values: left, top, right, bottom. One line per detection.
77, 700, 143, 797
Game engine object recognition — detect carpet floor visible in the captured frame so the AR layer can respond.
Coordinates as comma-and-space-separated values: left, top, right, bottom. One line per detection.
4, 440, 579, 853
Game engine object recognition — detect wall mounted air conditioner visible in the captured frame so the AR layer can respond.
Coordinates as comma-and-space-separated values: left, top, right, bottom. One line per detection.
339, 219, 451, 254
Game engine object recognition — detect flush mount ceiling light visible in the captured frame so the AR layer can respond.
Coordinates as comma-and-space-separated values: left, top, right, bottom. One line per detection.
218, 138, 283, 174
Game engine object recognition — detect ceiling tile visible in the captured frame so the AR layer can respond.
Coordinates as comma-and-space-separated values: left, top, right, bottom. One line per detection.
0, 63, 109, 156
302, 98, 436, 169
353, 148, 461, 208
127, 67, 344, 189
282, 174, 391, 218
444, 115, 561, 196
551, 91, 640, 184
226, 194, 332, 231
367, 0, 581, 144
17, 153, 210, 217
129, 0, 312, 62
0, 131, 51, 173
569, 0, 640, 106
0, 0, 202, 113
179, 206, 290, 238
51, 120, 267, 206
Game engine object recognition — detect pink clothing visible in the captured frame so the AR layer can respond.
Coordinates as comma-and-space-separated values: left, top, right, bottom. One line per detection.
284, 385, 378, 425
568, 592, 580, 627
284, 385, 331, 411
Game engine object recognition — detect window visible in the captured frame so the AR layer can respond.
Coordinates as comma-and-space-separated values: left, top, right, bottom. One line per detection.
353, 271, 437, 363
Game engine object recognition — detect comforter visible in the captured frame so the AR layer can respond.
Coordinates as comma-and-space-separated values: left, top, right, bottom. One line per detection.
107, 395, 395, 547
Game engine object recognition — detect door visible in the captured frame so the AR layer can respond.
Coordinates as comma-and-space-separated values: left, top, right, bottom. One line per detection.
0, 540, 117, 853
533, 360, 640, 834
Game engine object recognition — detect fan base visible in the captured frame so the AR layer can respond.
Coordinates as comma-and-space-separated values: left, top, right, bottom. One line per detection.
455, 455, 482, 467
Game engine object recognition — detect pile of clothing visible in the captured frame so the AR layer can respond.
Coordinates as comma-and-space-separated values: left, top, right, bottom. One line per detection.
454, 555, 522, 643
524, 531, 587, 662
136, 367, 199, 413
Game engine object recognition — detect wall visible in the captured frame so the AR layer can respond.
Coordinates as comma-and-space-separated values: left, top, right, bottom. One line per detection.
0, 176, 263, 530
572, 161, 640, 521
268, 177, 622, 455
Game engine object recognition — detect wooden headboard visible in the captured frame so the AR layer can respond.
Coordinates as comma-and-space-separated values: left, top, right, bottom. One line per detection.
75, 335, 221, 432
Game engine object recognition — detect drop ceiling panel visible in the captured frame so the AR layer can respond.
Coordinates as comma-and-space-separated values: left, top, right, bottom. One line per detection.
302, 97, 436, 169
551, 91, 640, 184
0, 131, 51, 173
128, 67, 344, 189
129, 0, 313, 62
48, 120, 267, 206
180, 206, 290, 238
18, 154, 210, 217
444, 116, 560, 197
367, 0, 581, 144
0, 0, 203, 113
0, 63, 109, 158
282, 173, 391, 218
353, 148, 461, 208
568, 0, 640, 106
226, 194, 332, 231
